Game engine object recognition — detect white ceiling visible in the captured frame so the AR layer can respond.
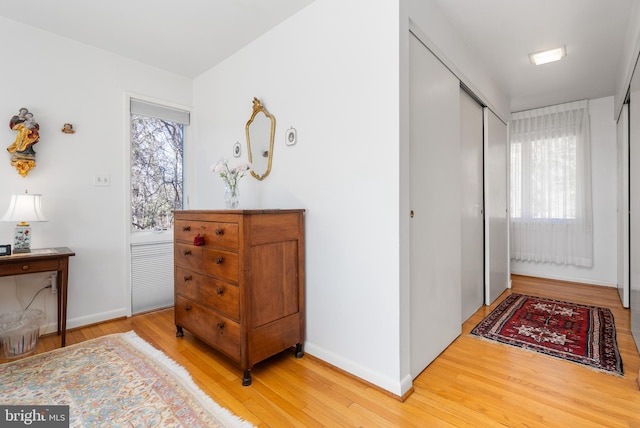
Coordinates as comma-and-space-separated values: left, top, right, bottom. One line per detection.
434, 0, 634, 111
0, 1, 633, 112
0, 0, 315, 79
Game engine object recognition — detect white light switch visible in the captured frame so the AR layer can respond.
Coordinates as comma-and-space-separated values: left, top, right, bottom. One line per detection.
93, 174, 111, 187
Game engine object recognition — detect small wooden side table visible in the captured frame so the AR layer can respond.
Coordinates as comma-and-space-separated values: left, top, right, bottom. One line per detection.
0, 247, 75, 347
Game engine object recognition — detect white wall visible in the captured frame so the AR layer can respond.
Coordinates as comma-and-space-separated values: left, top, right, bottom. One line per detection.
193, 0, 405, 394
0, 0, 514, 398
0, 17, 192, 333
511, 96, 618, 287
615, 1, 640, 119
191, 0, 510, 397
405, 0, 510, 122
0, 0, 508, 398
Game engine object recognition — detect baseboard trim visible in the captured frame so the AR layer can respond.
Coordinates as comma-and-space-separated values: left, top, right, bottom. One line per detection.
67, 308, 128, 331
303, 352, 414, 402
509, 270, 616, 288
304, 342, 412, 399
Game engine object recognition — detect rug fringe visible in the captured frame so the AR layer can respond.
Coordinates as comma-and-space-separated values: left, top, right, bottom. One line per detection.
469, 333, 624, 378
121, 331, 255, 428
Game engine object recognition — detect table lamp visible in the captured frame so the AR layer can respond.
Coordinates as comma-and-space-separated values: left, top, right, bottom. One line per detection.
1, 190, 48, 253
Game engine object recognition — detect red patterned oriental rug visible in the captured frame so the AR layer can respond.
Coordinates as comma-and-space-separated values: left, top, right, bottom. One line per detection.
0, 331, 254, 427
471, 293, 623, 376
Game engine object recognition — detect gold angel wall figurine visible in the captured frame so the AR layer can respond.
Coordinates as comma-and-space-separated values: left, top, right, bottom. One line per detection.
7, 107, 39, 176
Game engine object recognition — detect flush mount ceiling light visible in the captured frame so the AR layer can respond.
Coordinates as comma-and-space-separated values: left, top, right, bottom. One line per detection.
529, 46, 566, 65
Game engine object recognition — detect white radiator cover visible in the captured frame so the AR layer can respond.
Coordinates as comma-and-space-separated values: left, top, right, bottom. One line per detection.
131, 241, 174, 314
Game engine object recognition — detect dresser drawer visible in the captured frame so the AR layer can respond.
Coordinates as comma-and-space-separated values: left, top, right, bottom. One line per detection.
174, 220, 239, 250
174, 243, 239, 283
0, 259, 60, 276
175, 296, 240, 360
175, 266, 239, 319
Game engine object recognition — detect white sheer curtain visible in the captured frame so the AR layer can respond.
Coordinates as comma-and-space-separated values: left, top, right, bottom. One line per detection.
510, 100, 593, 267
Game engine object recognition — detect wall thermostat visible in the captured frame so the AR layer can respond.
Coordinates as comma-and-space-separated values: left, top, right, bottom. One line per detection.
0, 244, 11, 256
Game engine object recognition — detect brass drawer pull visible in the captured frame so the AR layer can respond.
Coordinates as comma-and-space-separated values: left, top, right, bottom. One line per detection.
215, 228, 224, 236
183, 275, 192, 282
22, 265, 30, 271
183, 249, 191, 256
216, 288, 224, 296
182, 225, 191, 231
215, 257, 223, 264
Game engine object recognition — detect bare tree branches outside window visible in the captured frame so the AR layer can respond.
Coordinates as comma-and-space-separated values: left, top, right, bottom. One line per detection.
130, 114, 183, 231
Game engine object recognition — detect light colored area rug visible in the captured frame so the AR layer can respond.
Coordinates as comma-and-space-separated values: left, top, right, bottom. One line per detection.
0, 331, 254, 427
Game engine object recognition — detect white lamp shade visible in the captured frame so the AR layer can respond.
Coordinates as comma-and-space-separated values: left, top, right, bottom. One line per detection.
1, 193, 48, 223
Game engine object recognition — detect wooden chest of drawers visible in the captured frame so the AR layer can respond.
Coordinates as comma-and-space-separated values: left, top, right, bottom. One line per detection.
173, 209, 305, 385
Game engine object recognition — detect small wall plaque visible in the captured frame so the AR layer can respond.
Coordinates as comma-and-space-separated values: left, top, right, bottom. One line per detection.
285, 127, 297, 146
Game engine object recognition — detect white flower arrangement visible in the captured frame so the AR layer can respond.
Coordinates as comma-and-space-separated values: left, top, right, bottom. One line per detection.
211, 159, 252, 208
211, 158, 252, 190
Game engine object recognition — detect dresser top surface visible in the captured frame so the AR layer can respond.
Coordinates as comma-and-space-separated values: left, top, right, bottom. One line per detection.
174, 209, 304, 215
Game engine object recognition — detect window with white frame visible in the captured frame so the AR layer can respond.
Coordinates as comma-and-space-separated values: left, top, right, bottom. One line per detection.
130, 99, 189, 232
509, 100, 593, 267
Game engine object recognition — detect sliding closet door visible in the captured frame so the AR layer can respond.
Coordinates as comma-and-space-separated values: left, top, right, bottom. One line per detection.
484, 108, 509, 304
617, 103, 630, 308
460, 89, 484, 321
629, 60, 640, 350
409, 33, 461, 378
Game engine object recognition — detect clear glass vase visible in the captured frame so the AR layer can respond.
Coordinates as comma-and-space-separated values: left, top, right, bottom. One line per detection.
224, 183, 239, 209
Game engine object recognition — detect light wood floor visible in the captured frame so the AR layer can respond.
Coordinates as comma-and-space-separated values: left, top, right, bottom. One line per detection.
3, 275, 639, 427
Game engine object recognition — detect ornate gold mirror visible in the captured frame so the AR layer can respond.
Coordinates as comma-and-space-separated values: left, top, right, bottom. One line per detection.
245, 97, 275, 180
